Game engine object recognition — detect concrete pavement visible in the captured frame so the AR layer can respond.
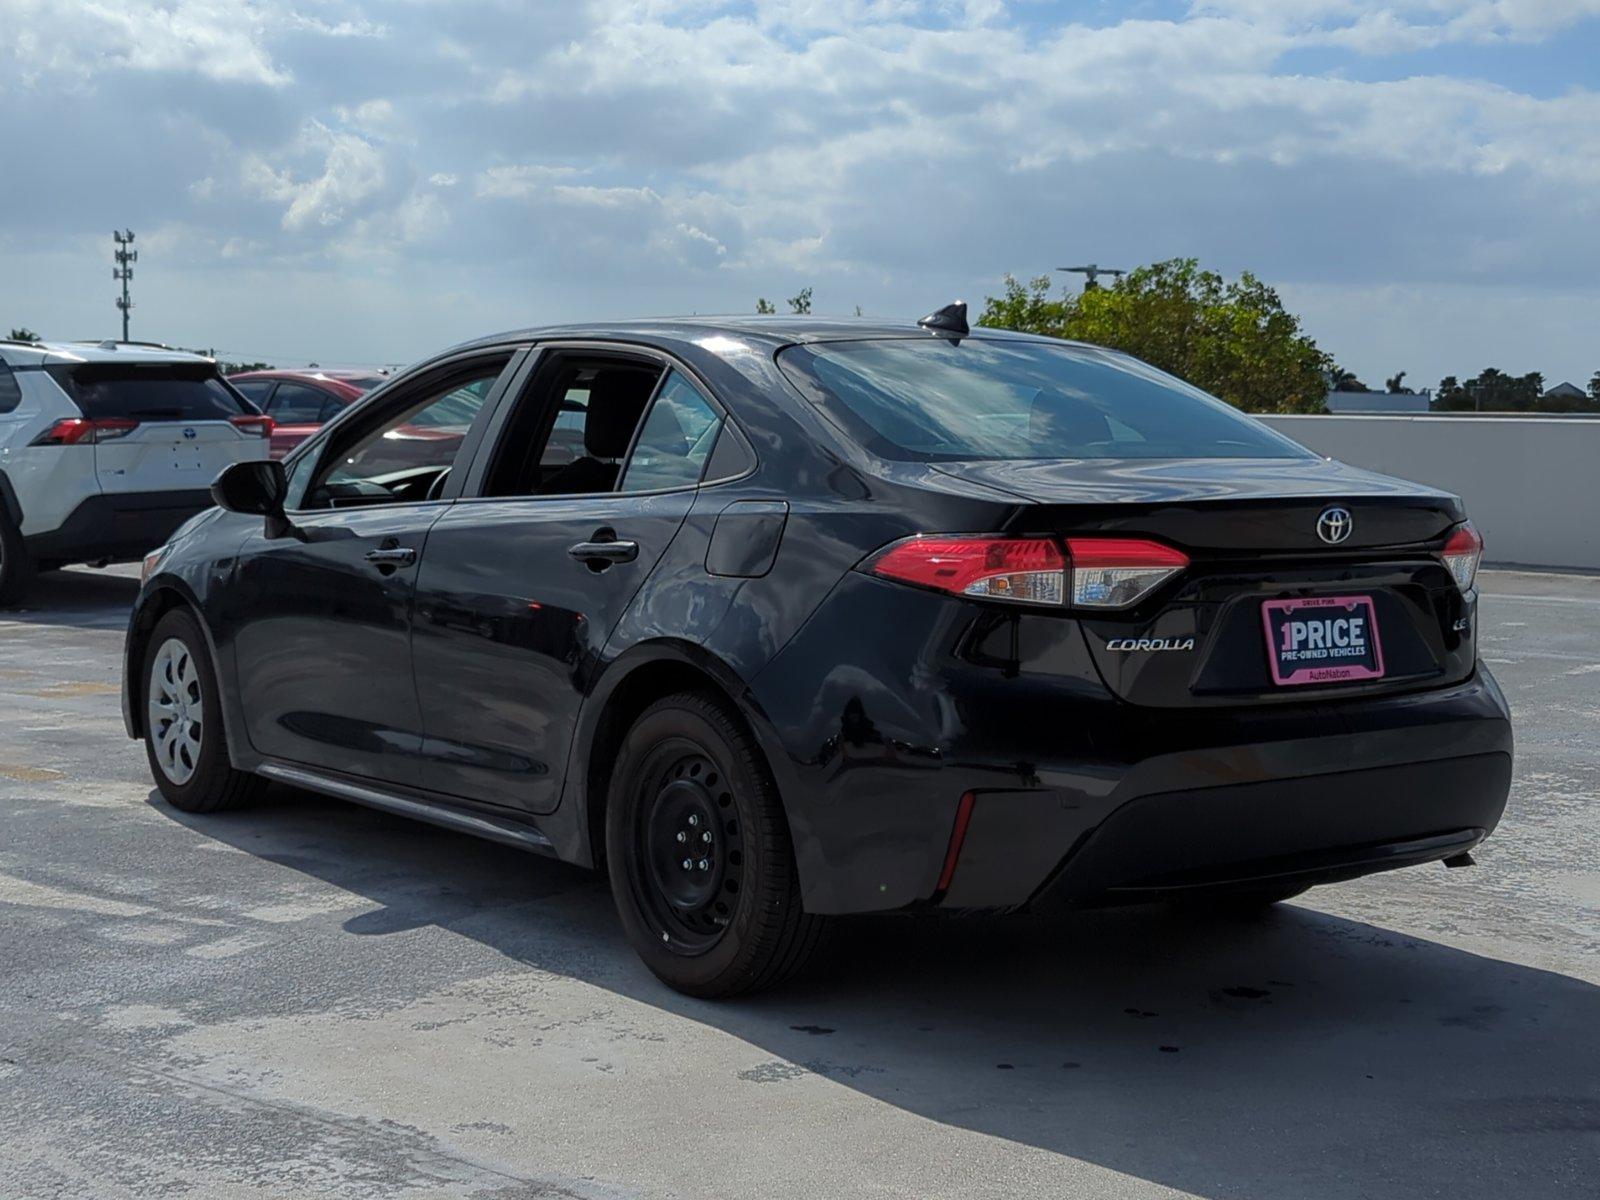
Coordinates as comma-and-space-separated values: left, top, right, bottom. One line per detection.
0, 565, 1595, 1198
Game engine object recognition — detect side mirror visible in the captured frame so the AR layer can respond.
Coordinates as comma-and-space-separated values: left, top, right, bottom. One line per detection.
211, 460, 290, 535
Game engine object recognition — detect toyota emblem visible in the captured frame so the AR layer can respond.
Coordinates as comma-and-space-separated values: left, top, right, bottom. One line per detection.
1316, 506, 1353, 545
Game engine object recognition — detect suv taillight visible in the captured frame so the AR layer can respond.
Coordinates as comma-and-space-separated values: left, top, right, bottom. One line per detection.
1441, 522, 1482, 592
229, 414, 274, 438
29, 417, 139, 445
866, 535, 1189, 610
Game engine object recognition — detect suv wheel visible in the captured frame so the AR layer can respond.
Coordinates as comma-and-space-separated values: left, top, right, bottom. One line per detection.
142, 608, 264, 813
0, 507, 35, 607
606, 692, 829, 997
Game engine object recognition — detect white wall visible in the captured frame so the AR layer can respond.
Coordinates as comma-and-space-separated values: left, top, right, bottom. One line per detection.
1258, 415, 1600, 571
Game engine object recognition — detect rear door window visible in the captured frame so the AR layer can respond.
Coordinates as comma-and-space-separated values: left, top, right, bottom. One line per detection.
267, 382, 333, 424
47, 364, 248, 422
618, 372, 723, 492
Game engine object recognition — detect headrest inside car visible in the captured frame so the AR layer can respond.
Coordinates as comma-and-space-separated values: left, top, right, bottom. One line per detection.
585, 369, 660, 458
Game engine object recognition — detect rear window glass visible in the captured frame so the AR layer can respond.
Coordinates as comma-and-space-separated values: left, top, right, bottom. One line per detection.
776, 339, 1311, 462
48, 364, 248, 422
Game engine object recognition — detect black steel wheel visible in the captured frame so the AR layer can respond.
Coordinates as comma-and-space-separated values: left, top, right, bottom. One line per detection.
606, 691, 828, 997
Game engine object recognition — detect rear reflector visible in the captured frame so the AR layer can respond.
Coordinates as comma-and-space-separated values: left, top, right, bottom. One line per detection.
1066, 537, 1190, 609
868, 536, 1066, 606
936, 792, 977, 894
229, 414, 275, 438
1441, 522, 1482, 592
867, 534, 1189, 609
29, 417, 139, 445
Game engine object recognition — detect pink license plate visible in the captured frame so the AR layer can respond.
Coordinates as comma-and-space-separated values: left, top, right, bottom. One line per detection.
1262, 595, 1386, 686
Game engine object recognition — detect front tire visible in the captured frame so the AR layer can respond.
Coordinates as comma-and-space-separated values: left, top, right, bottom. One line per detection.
0, 507, 35, 607
142, 608, 264, 813
605, 692, 829, 998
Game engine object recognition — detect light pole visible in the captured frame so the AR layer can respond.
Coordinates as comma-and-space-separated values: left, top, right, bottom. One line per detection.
113, 230, 137, 342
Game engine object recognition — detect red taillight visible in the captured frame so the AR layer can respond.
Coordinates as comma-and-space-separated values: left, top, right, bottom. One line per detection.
868, 535, 1066, 606
1441, 522, 1482, 592
230, 414, 274, 438
29, 417, 139, 445
867, 534, 1189, 609
1065, 537, 1190, 608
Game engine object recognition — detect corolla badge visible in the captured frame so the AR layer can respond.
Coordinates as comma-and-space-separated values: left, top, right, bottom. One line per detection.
1317, 506, 1353, 545
1106, 637, 1196, 652
183, 427, 197, 440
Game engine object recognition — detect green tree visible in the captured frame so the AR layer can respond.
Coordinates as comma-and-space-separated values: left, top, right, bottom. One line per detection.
7, 326, 40, 342
983, 259, 1330, 413
1434, 376, 1465, 410
1329, 366, 1369, 393
1433, 368, 1543, 412
1589, 371, 1600, 404
979, 275, 1074, 340
787, 287, 813, 315
1385, 371, 1410, 393
755, 298, 776, 314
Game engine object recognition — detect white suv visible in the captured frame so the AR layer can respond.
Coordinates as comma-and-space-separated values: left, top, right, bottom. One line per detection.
0, 339, 272, 604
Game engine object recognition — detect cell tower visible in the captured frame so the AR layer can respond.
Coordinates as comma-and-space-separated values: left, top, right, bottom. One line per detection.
113, 230, 137, 341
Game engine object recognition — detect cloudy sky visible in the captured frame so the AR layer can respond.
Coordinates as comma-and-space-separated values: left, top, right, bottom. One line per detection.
2, 0, 1597, 389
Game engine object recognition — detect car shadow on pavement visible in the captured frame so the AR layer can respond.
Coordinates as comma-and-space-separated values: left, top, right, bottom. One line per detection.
148, 784, 1599, 1200
1, 565, 141, 630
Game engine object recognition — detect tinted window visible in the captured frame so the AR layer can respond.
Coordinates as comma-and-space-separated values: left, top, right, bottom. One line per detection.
268, 382, 332, 424
232, 379, 274, 405
0, 362, 19, 414
776, 340, 1311, 462
47, 364, 247, 422
619, 372, 722, 492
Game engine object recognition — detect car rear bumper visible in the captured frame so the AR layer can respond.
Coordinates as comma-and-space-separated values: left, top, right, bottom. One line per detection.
749, 573, 1514, 915
23, 490, 213, 564
957, 751, 1508, 910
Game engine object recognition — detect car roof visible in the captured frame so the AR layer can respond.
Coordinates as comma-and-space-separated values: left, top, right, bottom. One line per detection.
0, 339, 218, 368
444, 314, 1081, 356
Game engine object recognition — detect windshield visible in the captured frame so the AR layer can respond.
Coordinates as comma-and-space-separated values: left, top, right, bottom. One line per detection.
776, 339, 1313, 462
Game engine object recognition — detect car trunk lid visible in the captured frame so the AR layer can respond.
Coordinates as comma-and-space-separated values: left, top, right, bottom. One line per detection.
930, 455, 1476, 707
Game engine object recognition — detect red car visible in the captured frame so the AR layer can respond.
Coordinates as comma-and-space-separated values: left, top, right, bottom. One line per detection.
227, 369, 388, 459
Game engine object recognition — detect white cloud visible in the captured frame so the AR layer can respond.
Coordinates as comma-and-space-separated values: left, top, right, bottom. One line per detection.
1, 0, 1597, 382
243, 123, 388, 232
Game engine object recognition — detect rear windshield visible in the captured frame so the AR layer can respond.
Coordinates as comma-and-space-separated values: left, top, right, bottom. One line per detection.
776, 339, 1312, 462
48, 363, 249, 422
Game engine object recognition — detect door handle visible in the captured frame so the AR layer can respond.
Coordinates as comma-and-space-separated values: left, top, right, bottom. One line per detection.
568, 539, 639, 565
365, 547, 416, 566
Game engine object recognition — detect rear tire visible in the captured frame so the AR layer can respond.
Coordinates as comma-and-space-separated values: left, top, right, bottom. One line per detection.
142, 607, 264, 813
0, 507, 36, 607
605, 691, 829, 998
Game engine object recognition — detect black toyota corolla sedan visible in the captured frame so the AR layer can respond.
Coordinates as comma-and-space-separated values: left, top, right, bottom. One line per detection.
123, 306, 1513, 996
